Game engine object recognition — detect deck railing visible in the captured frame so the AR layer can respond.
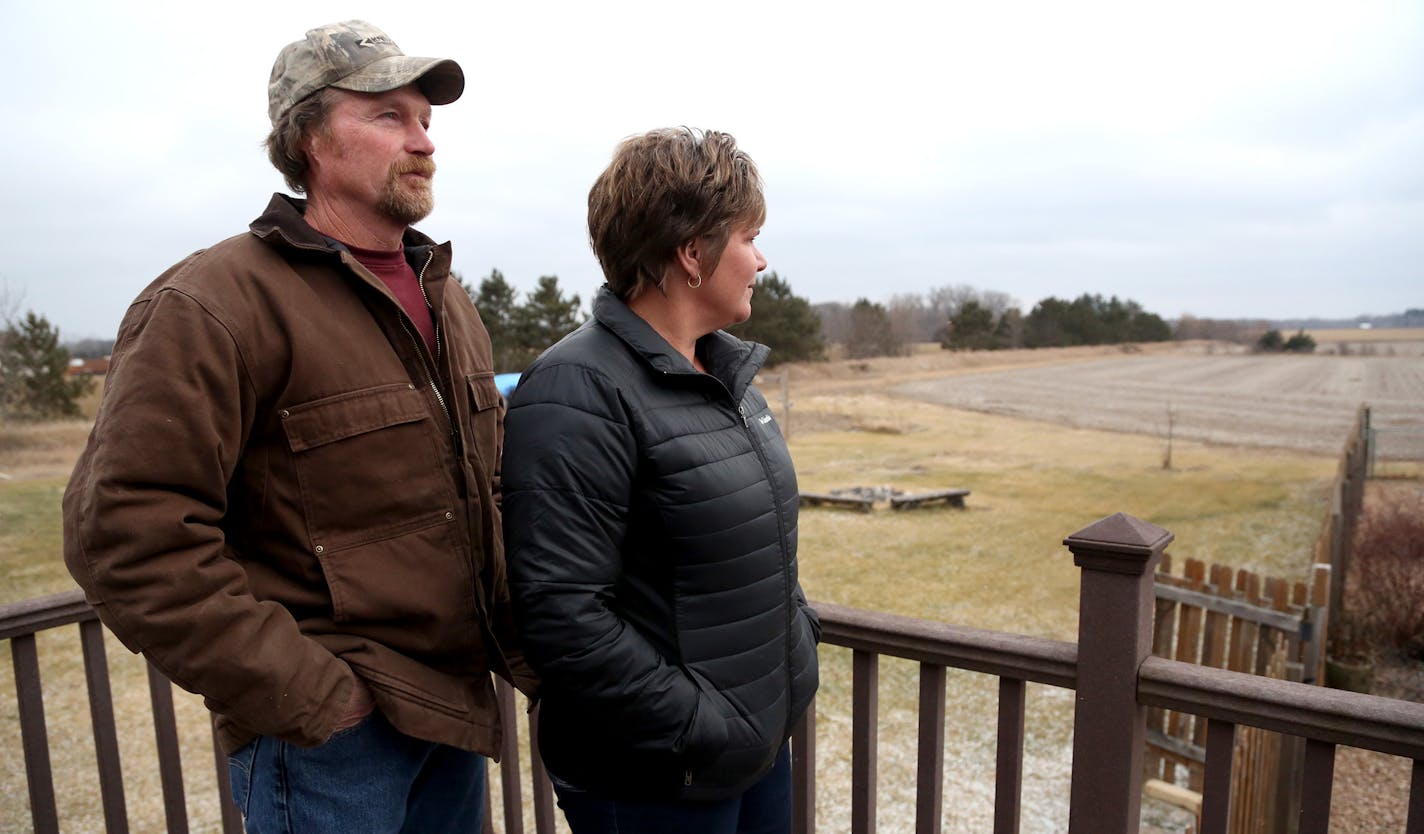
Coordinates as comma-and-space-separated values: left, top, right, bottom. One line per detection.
5, 513, 1423, 833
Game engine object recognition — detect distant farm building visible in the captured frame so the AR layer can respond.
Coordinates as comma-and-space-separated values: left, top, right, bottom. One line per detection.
66, 356, 111, 376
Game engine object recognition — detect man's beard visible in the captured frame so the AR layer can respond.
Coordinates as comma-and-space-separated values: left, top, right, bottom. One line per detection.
378, 157, 436, 225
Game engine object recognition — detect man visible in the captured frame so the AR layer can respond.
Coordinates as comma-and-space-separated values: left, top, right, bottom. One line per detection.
62, 20, 533, 833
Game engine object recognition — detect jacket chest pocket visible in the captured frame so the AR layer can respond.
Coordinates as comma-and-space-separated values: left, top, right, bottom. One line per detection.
281, 383, 453, 553
462, 372, 504, 478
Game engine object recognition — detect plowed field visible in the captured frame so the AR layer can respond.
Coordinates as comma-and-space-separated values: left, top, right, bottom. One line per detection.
894, 352, 1424, 456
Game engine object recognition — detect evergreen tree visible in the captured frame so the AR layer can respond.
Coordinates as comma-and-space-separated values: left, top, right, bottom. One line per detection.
1256, 329, 1285, 352
1023, 297, 1073, 347
941, 299, 996, 350
512, 275, 583, 368
467, 269, 526, 372
726, 272, 825, 363
471, 269, 517, 334
0, 311, 95, 419
991, 308, 1024, 349
1128, 310, 1172, 342
1283, 329, 1317, 353
846, 299, 903, 359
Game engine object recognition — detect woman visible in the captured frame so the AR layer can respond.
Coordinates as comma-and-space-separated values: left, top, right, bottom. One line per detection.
502, 127, 820, 834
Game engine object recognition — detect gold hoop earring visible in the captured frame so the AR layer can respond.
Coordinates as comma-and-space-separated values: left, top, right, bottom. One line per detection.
687, 273, 702, 289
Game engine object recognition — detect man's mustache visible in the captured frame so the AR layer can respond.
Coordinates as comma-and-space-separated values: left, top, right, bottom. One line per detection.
393, 157, 436, 177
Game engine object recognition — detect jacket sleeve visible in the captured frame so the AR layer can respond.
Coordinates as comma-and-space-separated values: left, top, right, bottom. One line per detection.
62, 286, 353, 747
502, 361, 719, 757
795, 585, 822, 643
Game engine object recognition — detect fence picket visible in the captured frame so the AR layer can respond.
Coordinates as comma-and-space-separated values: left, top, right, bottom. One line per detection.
1149, 553, 1179, 782
1173, 560, 1208, 791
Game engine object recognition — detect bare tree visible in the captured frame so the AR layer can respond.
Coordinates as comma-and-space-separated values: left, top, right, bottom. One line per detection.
813, 302, 852, 346
0, 277, 22, 328
886, 293, 931, 346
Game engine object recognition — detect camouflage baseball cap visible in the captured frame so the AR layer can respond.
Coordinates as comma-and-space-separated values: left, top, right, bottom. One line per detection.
268, 20, 464, 125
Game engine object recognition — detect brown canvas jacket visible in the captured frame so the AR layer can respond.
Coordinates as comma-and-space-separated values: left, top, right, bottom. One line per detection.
63, 194, 534, 757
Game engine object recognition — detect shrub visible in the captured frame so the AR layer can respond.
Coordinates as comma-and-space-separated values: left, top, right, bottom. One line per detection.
1255, 329, 1284, 352
1283, 330, 1316, 353
1348, 495, 1424, 657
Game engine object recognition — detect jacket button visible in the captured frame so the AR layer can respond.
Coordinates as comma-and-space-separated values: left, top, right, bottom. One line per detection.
279, 409, 290, 418
445, 511, 454, 520
314, 545, 324, 554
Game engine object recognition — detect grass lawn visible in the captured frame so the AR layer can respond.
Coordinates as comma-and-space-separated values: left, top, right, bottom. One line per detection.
792, 391, 1334, 639
0, 475, 74, 605
783, 390, 1333, 832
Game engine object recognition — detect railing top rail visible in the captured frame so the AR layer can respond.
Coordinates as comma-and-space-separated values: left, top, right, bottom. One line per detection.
814, 600, 1077, 689
0, 589, 92, 640
1140, 655, 1424, 759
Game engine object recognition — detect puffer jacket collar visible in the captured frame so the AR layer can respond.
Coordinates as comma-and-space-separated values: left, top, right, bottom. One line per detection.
591, 286, 769, 402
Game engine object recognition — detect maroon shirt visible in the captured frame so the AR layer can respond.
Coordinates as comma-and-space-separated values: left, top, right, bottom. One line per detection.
348, 243, 437, 357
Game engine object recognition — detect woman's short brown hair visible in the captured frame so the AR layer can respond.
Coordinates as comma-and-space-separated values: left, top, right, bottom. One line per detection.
588, 128, 766, 300
263, 88, 339, 194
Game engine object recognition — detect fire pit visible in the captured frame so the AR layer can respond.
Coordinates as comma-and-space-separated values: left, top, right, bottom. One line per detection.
800, 486, 970, 512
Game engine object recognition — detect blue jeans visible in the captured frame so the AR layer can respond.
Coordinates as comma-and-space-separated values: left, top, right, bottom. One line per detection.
551, 744, 792, 834
227, 711, 485, 834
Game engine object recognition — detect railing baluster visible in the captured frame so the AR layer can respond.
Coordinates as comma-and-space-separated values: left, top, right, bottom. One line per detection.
13, 633, 60, 834
1408, 758, 1423, 834
529, 706, 557, 834
994, 678, 1025, 834
146, 662, 189, 834
915, 663, 946, 834
210, 716, 243, 834
481, 776, 494, 834
496, 677, 524, 834
1199, 719, 1234, 834
79, 620, 129, 833
1298, 738, 1336, 834
852, 649, 879, 834
793, 698, 817, 834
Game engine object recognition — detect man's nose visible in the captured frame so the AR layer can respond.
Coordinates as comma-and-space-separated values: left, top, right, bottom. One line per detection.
408, 123, 435, 156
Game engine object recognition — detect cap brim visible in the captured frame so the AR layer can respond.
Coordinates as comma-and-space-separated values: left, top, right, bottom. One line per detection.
331, 56, 465, 105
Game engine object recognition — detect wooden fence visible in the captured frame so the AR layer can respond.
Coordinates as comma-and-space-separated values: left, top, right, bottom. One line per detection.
1314, 404, 1369, 644
1149, 556, 1332, 833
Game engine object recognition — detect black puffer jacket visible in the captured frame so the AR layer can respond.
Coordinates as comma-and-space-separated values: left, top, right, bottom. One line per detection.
503, 288, 819, 801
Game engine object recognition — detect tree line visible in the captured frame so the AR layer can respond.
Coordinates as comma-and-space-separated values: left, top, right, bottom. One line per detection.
813, 287, 1172, 358
10, 270, 1355, 420
460, 269, 583, 373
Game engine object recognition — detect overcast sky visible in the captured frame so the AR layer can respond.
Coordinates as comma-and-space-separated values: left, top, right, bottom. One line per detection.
3, 0, 1420, 340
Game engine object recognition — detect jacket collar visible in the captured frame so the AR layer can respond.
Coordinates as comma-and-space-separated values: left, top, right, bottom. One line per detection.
591, 286, 768, 399
249, 193, 443, 261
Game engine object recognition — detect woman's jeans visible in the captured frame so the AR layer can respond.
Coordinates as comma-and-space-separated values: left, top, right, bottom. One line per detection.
551, 744, 792, 834
227, 710, 486, 834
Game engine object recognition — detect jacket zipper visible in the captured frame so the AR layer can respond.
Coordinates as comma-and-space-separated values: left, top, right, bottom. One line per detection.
737, 399, 798, 745
402, 250, 454, 438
